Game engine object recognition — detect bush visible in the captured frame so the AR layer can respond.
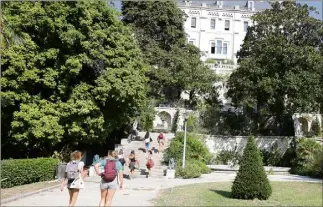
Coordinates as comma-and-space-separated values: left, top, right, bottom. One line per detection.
231, 136, 272, 200
260, 149, 282, 166
175, 161, 201, 179
164, 132, 211, 163
291, 138, 323, 178
213, 150, 241, 166
280, 147, 295, 167
187, 115, 196, 133
190, 159, 212, 174
1, 158, 58, 188
310, 119, 322, 137
171, 110, 179, 133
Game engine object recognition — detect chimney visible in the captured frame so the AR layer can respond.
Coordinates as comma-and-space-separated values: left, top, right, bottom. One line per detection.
215, 1, 223, 8
246, 1, 255, 11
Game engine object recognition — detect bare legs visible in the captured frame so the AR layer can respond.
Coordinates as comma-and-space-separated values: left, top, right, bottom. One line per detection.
68, 189, 79, 207
99, 189, 117, 207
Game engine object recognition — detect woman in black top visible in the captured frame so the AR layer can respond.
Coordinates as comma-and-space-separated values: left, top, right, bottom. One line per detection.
128, 150, 137, 179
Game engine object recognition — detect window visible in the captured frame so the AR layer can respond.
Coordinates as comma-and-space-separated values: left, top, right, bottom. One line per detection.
189, 40, 194, 45
244, 21, 248, 32
211, 42, 215, 54
210, 19, 215, 29
223, 43, 228, 55
225, 20, 230, 31
217, 40, 222, 54
191, 17, 196, 28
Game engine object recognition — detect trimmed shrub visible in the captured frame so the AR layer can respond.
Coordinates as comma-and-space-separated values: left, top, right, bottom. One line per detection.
190, 159, 212, 174
1, 158, 58, 188
231, 136, 272, 200
171, 110, 179, 133
186, 115, 196, 133
291, 138, 323, 178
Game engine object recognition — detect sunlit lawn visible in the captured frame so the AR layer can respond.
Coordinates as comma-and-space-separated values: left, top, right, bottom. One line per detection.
154, 181, 322, 206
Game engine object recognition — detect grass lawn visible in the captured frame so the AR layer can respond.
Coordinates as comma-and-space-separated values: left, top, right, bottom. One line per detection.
154, 182, 322, 206
1, 180, 60, 200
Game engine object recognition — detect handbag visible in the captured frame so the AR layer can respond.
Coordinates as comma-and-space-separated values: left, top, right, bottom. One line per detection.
69, 175, 84, 189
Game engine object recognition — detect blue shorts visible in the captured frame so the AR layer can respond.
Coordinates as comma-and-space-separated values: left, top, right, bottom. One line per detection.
145, 143, 150, 149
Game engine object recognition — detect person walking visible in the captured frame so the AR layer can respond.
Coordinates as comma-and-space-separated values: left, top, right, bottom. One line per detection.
157, 132, 165, 152
144, 131, 152, 152
146, 150, 154, 178
94, 150, 123, 207
60, 150, 85, 207
128, 150, 138, 179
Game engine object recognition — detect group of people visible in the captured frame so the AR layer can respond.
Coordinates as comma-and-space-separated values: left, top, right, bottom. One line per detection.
60, 132, 166, 206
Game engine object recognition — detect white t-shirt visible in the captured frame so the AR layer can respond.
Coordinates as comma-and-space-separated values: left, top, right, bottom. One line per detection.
65, 160, 84, 173
145, 138, 150, 143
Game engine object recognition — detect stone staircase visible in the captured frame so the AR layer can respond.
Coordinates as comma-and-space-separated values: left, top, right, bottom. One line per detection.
116, 132, 174, 178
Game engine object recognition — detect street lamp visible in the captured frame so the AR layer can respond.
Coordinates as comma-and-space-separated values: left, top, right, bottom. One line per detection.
182, 112, 189, 169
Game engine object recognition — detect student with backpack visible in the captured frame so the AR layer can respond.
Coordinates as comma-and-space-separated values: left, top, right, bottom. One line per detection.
94, 150, 123, 207
144, 131, 152, 152
60, 150, 85, 207
157, 132, 165, 152
146, 150, 154, 178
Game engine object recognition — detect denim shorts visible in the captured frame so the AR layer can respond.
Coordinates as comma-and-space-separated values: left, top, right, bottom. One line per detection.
100, 177, 118, 190
145, 142, 150, 149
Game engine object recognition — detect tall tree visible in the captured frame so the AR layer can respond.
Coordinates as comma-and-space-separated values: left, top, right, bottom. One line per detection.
227, 2, 323, 134
1, 0, 148, 158
121, 1, 216, 107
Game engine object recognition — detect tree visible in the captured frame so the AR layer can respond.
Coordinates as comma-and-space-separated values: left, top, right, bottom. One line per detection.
231, 136, 272, 200
1, 0, 148, 158
121, 1, 216, 106
310, 118, 322, 137
227, 2, 323, 135
171, 110, 179, 133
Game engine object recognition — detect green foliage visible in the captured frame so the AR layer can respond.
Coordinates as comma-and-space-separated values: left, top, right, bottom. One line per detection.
186, 115, 196, 133
166, 132, 211, 178
310, 118, 322, 137
1, 158, 58, 188
231, 137, 272, 200
138, 100, 155, 131
171, 110, 179, 133
212, 150, 241, 166
227, 2, 323, 133
175, 161, 201, 179
291, 138, 323, 178
164, 132, 211, 164
1, 1, 148, 158
280, 147, 295, 167
260, 149, 282, 167
121, 1, 216, 106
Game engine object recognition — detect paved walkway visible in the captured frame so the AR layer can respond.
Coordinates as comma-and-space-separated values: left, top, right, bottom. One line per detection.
3, 173, 322, 206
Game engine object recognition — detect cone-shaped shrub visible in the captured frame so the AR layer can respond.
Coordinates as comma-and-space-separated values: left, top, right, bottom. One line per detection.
231, 136, 272, 200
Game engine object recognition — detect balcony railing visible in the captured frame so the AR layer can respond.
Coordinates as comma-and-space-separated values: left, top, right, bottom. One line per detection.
206, 63, 238, 75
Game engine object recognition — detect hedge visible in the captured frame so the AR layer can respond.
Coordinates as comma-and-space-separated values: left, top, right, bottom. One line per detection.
1, 158, 58, 188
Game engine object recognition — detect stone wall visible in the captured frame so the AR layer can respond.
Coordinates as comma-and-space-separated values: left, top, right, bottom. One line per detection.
204, 135, 294, 154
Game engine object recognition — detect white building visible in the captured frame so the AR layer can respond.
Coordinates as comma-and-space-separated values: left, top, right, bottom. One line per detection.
178, 1, 263, 109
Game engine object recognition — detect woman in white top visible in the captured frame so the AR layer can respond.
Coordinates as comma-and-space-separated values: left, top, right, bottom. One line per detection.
60, 150, 85, 207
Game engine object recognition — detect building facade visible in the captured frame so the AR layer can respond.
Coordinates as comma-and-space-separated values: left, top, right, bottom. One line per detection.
178, 0, 258, 67
178, 1, 261, 109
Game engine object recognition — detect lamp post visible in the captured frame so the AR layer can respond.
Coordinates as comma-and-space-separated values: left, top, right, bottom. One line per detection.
182, 113, 188, 169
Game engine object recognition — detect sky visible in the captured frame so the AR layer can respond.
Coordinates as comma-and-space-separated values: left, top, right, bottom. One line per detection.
111, 0, 323, 21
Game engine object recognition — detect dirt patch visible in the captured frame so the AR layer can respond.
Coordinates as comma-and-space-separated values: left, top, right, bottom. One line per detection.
1, 180, 60, 200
